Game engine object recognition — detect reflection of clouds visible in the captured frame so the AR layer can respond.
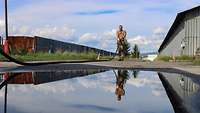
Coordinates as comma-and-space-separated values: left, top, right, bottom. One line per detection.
75, 71, 166, 97
33, 83, 75, 94
152, 90, 162, 96
77, 71, 116, 93
68, 104, 120, 112
0, 91, 3, 98
127, 77, 160, 88
0, 71, 167, 97
78, 78, 98, 88
6, 81, 75, 95
103, 84, 115, 93
0, 70, 171, 113
127, 71, 166, 97
0, 71, 115, 97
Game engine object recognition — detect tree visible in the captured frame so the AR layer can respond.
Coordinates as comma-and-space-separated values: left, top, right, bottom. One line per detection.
131, 44, 140, 58
132, 70, 139, 78
123, 41, 131, 56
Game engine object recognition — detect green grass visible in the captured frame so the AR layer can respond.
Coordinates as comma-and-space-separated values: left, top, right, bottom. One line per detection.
175, 55, 194, 61
0, 54, 7, 61
0, 52, 112, 61
193, 59, 200, 65
156, 55, 194, 62
156, 55, 200, 65
156, 55, 172, 62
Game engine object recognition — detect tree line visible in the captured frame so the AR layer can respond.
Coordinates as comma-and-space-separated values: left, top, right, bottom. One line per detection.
123, 42, 140, 58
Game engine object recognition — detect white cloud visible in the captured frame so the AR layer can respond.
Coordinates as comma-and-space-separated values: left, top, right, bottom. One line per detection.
79, 33, 98, 43
78, 29, 117, 51
1, 24, 76, 42
153, 27, 166, 35
31, 25, 76, 41
102, 29, 116, 40
127, 26, 166, 52
0, 19, 4, 27
0, 19, 5, 36
128, 35, 152, 46
100, 29, 116, 51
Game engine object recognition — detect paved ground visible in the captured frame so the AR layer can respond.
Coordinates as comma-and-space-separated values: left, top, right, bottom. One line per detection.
0, 61, 199, 76
84, 61, 200, 75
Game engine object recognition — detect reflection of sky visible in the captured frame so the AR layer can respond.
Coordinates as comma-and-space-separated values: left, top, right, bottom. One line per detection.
0, 71, 173, 113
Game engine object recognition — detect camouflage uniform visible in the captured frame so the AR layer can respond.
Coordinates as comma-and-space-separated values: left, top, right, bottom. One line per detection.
116, 28, 127, 60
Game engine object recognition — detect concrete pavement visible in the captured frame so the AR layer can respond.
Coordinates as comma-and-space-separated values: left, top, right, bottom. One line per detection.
0, 61, 200, 76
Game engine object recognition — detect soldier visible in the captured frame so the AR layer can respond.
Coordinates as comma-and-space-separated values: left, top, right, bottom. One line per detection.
115, 70, 129, 101
116, 25, 127, 60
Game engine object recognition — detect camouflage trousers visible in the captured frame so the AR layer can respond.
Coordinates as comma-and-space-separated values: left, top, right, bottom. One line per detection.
117, 40, 125, 60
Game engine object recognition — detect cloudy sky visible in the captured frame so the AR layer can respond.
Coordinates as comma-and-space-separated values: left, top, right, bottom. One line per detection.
0, 0, 200, 53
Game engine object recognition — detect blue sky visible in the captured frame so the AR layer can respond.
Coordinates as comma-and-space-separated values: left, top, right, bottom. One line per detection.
0, 0, 200, 53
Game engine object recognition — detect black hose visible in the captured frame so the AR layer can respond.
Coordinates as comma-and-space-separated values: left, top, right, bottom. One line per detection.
0, 48, 109, 66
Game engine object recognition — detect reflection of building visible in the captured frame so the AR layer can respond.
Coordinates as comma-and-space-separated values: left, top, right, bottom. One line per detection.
7, 36, 114, 56
1, 69, 107, 85
0, 36, 3, 46
9, 72, 34, 84
158, 72, 200, 113
159, 6, 200, 56
0, 73, 3, 82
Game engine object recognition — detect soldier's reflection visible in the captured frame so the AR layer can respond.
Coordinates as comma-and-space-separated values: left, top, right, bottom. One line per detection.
114, 70, 129, 101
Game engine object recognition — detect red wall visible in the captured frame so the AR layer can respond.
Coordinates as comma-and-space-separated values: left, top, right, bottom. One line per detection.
8, 36, 36, 54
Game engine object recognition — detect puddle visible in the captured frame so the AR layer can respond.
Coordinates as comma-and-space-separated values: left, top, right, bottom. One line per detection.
0, 69, 199, 113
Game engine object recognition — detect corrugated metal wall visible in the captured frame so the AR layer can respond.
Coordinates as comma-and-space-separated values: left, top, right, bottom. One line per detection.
184, 8, 200, 55
8, 36, 36, 54
7, 36, 114, 56
35, 36, 114, 56
160, 22, 185, 56
160, 7, 200, 56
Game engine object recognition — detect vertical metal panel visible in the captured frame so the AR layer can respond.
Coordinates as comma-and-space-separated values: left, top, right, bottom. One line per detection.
184, 9, 200, 56
160, 22, 185, 56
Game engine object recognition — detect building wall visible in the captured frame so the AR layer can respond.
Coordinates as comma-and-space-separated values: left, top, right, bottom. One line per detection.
8, 36, 36, 54
184, 8, 200, 55
35, 36, 114, 55
161, 22, 185, 56
160, 7, 200, 56
7, 36, 114, 56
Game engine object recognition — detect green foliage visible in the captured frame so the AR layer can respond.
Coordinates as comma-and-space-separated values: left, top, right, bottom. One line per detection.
193, 59, 200, 65
11, 51, 98, 61
123, 41, 131, 56
156, 55, 194, 62
156, 55, 172, 62
175, 55, 194, 61
18, 48, 28, 55
118, 70, 130, 81
131, 44, 140, 58
132, 70, 139, 78
0, 54, 6, 61
0, 49, 113, 61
